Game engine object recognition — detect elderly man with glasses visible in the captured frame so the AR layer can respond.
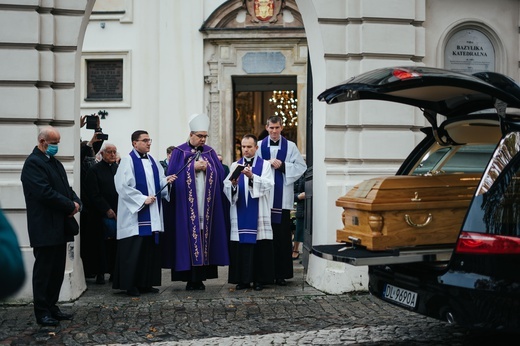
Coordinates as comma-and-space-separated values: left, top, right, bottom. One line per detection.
162, 113, 230, 291
84, 143, 119, 285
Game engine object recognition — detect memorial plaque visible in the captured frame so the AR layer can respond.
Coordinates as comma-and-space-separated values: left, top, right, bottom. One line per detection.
86, 59, 123, 101
242, 52, 285, 74
445, 29, 495, 73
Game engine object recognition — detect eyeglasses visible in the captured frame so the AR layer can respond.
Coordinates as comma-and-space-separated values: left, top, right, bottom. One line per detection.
137, 139, 152, 143
104, 150, 117, 154
192, 133, 209, 139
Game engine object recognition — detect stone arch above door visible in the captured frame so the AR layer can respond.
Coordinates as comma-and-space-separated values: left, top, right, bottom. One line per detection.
201, 0, 307, 163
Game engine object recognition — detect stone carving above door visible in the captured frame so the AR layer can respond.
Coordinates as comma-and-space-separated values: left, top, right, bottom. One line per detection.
201, 0, 303, 30
243, 0, 284, 24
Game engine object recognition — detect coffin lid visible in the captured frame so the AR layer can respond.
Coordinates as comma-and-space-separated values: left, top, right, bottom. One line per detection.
318, 66, 520, 118
337, 174, 481, 211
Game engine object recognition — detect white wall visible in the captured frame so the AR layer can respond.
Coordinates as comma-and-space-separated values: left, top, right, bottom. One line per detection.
81, 1, 212, 160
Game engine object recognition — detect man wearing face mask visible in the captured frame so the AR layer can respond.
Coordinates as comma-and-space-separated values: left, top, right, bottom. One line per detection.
21, 126, 81, 326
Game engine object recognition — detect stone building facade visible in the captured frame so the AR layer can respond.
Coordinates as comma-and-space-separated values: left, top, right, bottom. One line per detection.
1, 0, 519, 302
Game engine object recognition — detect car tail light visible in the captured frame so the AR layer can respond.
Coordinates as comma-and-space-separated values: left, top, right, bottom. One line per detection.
455, 231, 520, 254
392, 68, 422, 80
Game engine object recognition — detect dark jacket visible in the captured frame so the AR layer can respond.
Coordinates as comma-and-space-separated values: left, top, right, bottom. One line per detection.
21, 147, 82, 247
160, 159, 168, 174
85, 160, 118, 216
293, 174, 305, 219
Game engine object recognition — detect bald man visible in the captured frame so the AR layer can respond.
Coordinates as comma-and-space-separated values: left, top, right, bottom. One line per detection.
21, 126, 81, 326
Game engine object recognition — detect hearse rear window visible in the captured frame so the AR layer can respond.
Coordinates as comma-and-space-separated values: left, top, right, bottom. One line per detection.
412, 144, 495, 175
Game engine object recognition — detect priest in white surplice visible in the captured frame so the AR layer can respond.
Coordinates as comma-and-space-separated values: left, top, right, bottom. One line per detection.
257, 116, 307, 286
224, 134, 275, 291
112, 130, 176, 297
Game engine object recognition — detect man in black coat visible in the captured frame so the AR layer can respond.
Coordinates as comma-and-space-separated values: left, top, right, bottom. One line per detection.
85, 143, 119, 284
20, 126, 81, 327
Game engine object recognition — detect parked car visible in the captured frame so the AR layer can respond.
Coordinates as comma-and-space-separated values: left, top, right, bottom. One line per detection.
314, 66, 520, 332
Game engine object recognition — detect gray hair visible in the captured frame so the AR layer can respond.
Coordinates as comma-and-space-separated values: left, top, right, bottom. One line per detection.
99, 142, 117, 154
38, 126, 57, 141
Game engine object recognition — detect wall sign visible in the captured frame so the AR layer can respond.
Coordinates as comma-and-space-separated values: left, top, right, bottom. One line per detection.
445, 29, 495, 73
242, 52, 285, 74
86, 59, 123, 101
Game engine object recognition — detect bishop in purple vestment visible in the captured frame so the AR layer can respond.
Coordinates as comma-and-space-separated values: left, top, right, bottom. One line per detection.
162, 113, 230, 291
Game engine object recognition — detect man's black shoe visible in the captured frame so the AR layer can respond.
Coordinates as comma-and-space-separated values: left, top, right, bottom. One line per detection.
95, 274, 105, 285
52, 311, 73, 321
235, 283, 251, 290
186, 282, 205, 291
37, 316, 59, 326
139, 287, 159, 293
275, 279, 287, 286
126, 287, 141, 297
253, 283, 263, 291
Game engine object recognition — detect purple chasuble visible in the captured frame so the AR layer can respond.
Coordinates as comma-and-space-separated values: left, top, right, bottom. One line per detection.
161, 143, 230, 270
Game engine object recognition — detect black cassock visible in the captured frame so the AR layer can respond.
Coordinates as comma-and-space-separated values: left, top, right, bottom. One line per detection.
84, 160, 119, 277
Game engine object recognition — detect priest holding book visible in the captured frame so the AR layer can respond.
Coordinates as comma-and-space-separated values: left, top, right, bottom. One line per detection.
224, 134, 275, 291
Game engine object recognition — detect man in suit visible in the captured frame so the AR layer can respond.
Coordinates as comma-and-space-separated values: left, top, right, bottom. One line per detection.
21, 126, 81, 326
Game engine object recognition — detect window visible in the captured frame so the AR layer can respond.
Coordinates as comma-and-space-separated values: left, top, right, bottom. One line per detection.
412, 145, 496, 175
464, 133, 520, 237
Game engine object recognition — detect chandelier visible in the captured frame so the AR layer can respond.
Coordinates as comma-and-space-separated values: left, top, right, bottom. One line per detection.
269, 90, 298, 127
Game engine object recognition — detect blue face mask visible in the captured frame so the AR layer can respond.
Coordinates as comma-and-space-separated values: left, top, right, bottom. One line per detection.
46, 144, 59, 156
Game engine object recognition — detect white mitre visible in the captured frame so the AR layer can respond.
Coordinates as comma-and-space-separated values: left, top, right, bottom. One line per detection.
189, 113, 210, 132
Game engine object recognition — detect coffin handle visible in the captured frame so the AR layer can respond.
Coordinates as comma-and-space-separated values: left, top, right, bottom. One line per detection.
404, 213, 432, 228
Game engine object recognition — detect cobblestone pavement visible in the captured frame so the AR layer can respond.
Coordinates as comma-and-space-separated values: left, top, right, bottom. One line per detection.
0, 263, 514, 345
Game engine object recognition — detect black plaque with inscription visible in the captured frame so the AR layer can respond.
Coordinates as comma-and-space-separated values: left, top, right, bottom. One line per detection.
86, 59, 123, 101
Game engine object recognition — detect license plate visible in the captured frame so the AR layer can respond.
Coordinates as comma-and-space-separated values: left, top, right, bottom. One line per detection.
383, 284, 417, 308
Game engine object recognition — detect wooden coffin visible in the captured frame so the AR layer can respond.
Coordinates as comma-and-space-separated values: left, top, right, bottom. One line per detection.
336, 174, 481, 251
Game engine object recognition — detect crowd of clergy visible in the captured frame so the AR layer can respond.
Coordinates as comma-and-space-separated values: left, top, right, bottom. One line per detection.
81, 113, 307, 296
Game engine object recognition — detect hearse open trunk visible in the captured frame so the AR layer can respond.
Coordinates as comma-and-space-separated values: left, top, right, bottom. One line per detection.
312, 173, 480, 266
336, 173, 480, 251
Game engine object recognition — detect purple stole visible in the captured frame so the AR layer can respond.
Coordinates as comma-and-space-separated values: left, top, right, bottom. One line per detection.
182, 147, 217, 266
130, 151, 161, 241
236, 157, 264, 243
260, 137, 287, 224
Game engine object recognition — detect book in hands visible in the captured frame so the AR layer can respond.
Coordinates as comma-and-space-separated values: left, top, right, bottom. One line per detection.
229, 164, 246, 180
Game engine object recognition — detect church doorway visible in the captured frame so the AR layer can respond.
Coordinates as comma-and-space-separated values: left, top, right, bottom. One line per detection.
233, 75, 298, 160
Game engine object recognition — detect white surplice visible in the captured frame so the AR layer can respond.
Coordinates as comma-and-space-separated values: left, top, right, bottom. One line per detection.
223, 157, 274, 241
257, 137, 307, 210
114, 150, 170, 240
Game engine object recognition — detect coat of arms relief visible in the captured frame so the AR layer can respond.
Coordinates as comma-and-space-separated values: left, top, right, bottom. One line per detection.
243, 0, 285, 23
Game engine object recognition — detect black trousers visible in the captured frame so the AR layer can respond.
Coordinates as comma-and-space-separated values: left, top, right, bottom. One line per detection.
32, 244, 67, 320
112, 235, 162, 291
272, 209, 294, 280
228, 240, 275, 285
